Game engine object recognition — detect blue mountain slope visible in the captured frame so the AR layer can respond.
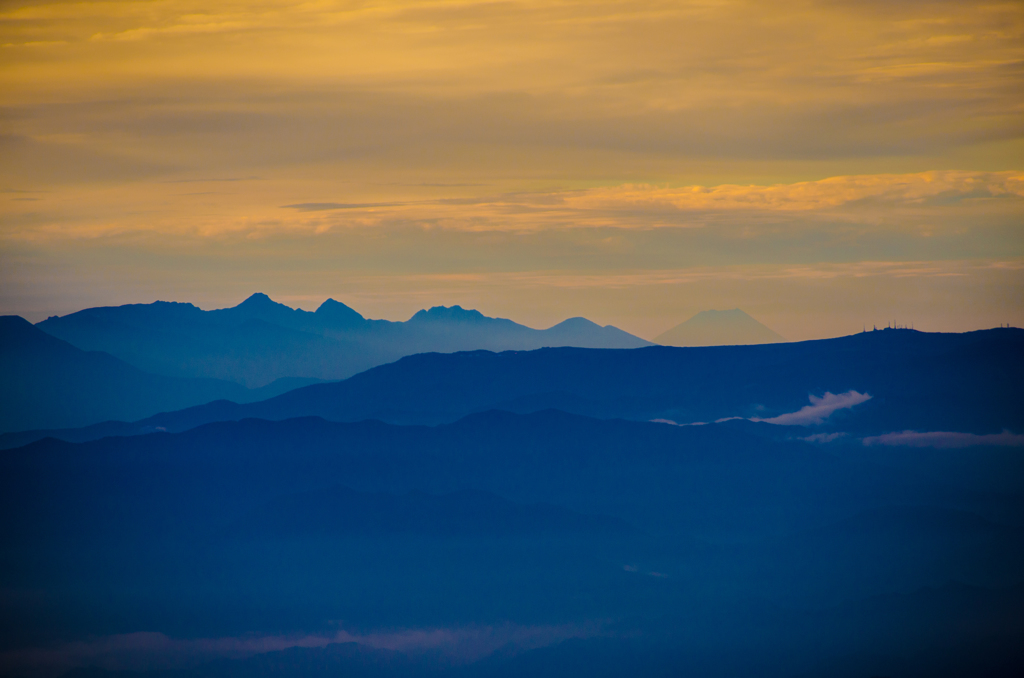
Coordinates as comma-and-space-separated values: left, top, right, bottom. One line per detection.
230, 485, 633, 539
4, 410, 1019, 543
0, 316, 323, 434
2, 412, 1022, 676
8, 326, 1018, 448
36, 294, 651, 387
215, 327, 1024, 433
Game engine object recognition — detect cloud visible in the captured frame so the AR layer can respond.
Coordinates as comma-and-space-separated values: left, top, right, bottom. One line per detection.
261, 171, 1024, 234
651, 418, 710, 427
8, 163, 1021, 243
802, 432, 848, 443
282, 202, 407, 212
648, 392, 870, 428
353, 260, 1021, 292
564, 172, 1024, 215
0, 623, 603, 677
862, 430, 1024, 448
623, 564, 668, 577
755, 391, 872, 426
0, 0, 1022, 332
3, 0, 1022, 197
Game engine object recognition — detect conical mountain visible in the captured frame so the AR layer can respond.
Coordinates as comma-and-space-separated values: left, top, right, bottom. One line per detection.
655, 309, 785, 347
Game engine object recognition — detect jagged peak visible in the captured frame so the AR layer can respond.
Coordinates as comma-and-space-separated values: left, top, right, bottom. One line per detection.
409, 305, 487, 323
150, 300, 199, 308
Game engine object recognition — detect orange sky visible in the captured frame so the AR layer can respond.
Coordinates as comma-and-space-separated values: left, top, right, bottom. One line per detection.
1, 0, 1022, 339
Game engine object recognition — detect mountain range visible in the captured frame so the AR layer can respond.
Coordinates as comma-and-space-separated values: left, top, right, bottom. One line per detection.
0, 316, 323, 434
2, 296, 1023, 676
5, 326, 1020, 448
35, 293, 650, 388
2, 409, 1022, 677
1, 295, 653, 434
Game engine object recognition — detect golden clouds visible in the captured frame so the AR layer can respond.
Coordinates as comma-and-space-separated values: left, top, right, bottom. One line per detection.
565, 171, 1024, 215
4, 170, 1020, 247
1, 0, 1022, 218
0, 1, 1022, 332
267, 170, 1024, 234
3, 1, 1021, 111
2, 1, 1021, 183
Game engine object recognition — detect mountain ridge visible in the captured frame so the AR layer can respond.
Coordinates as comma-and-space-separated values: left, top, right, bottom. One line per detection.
5, 327, 1020, 448
36, 294, 652, 387
0, 316, 325, 434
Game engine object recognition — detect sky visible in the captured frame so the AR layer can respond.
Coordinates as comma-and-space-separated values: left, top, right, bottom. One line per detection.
1, 0, 1021, 341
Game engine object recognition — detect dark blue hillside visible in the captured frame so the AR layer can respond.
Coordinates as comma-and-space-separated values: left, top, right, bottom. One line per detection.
0, 413, 857, 542
1, 411, 1021, 676
3, 409, 1021, 554
0, 316, 321, 434
250, 327, 1020, 431
230, 486, 633, 539
8, 326, 1019, 447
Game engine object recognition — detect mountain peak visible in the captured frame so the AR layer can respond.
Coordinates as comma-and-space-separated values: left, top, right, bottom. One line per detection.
315, 298, 365, 327
547, 317, 601, 331
655, 308, 785, 347
0, 314, 33, 330
237, 292, 279, 308
211, 292, 299, 326
0, 315, 40, 350
409, 305, 487, 323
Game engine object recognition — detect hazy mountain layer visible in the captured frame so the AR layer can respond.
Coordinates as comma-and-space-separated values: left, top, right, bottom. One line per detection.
2, 411, 1021, 676
7, 327, 1019, 448
0, 316, 323, 434
655, 308, 786, 347
36, 293, 650, 387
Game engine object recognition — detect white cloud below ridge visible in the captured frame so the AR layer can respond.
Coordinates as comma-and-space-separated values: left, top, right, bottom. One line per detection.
753, 391, 872, 426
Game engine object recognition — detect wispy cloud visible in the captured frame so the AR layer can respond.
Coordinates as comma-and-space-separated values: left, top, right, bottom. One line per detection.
0, 623, 603, 677
282, 202, 407, 212
261, 171, 1024, 234
6, 167, 1022, 242
802, 432, 847, 443
652, 391, 870, 428
564, 172, 1024, 216
863, 430, 1024, 448
754, 391, 872, 426
0, 0, 1021, 330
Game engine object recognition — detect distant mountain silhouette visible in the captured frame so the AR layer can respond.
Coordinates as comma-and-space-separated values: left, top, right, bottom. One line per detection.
0, 315, 324, 433
7, 327, 1019, 448
36, 293, 651, 387
655, 308, 785, 347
